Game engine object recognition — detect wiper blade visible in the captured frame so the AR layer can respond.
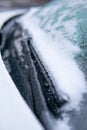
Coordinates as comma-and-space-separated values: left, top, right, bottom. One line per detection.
0, 19, 68, 130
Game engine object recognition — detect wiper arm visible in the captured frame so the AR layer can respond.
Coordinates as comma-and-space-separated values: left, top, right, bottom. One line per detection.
0, 19, 68, 130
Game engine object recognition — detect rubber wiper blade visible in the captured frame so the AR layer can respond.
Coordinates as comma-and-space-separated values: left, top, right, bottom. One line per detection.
0, 20, 68, 130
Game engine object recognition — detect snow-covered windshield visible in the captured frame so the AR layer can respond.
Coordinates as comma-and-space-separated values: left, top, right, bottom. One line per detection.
0, 0, 87, 130
19, 0, 87, 129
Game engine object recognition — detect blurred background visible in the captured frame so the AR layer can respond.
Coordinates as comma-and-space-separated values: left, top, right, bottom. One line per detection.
0, 0, 50, 10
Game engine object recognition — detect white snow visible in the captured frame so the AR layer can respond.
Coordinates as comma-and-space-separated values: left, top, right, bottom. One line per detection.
19, 2, 87, 129
20, 13, 87, 111
54, 117, 70, 130
0, 1, 87, 129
